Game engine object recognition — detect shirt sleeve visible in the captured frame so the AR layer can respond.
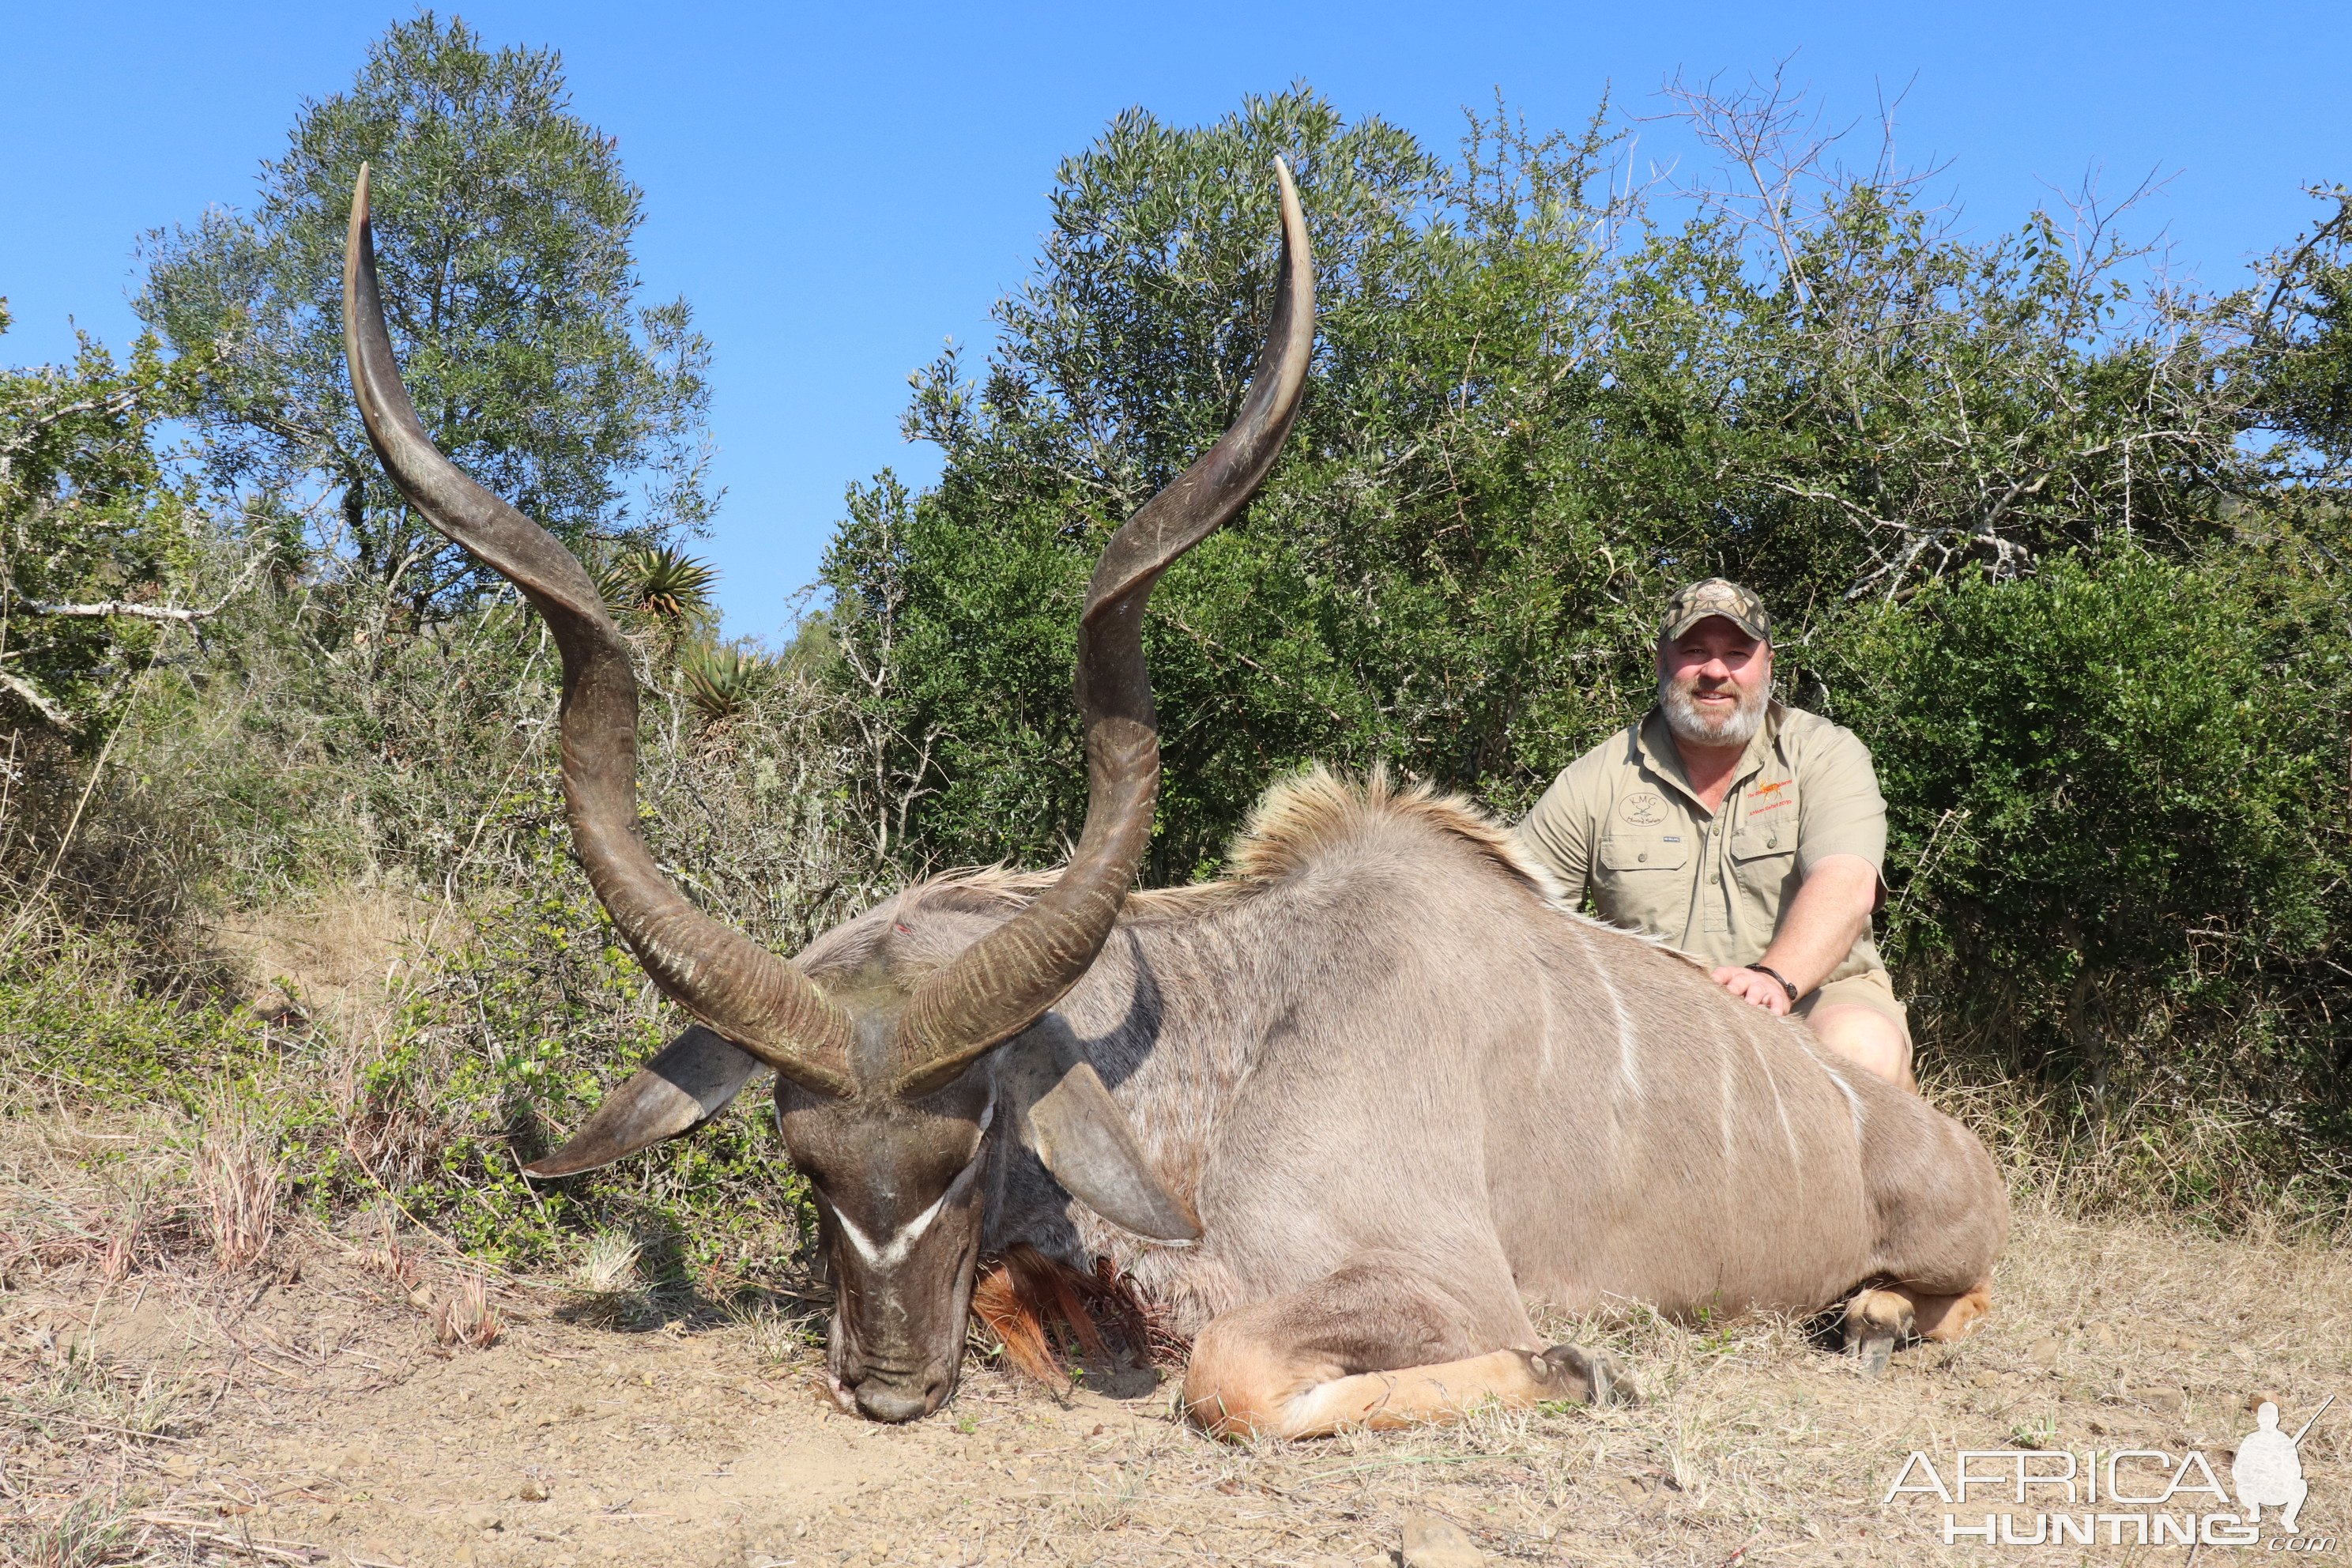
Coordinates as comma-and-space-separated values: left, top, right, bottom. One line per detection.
1795, 724, 1888, 878
1515, 760, 1596, 905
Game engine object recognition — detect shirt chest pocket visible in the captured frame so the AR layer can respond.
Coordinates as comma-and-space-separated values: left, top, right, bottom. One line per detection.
1729, 827, 1798, 895
1598, 835, 1690, 873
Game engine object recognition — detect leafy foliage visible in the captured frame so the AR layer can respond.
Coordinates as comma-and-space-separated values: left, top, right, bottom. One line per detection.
0, 303, 198, 740
2246, 186, 2352, 467
828, 85, 2350, 1136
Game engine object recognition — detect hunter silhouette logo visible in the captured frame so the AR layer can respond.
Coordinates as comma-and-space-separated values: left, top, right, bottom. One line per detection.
2236, 1397, 2329, 1532
1883, 1393, 2335, 1549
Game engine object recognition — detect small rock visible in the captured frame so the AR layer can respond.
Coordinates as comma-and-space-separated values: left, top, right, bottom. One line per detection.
519, 1478, 550, 1502
2139, 1388, 2187, 1415
2029, 1336, 2064, 1370
1401, 1514, 1488, 1568
462, 1505, 505, 1532
1971, 1370, 2004, 1389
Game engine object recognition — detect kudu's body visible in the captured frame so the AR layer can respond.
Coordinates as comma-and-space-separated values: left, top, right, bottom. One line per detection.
340, 161, 2006, 1438
793, 774, 2006, 1434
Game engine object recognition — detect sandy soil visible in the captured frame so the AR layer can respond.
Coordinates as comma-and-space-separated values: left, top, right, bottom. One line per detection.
4, 1110, 2348, 1568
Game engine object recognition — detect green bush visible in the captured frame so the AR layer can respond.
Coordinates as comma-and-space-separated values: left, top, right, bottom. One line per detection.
1826, 541, 2349, 1129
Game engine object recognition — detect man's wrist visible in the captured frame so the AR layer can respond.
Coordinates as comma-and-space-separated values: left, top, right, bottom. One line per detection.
1746, 963, 1800, 1004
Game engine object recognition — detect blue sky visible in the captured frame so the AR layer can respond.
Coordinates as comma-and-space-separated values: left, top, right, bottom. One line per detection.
6, 2, 2346, 636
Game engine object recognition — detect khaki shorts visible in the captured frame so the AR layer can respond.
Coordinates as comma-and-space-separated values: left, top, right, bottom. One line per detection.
1793, 971, 1913, 1060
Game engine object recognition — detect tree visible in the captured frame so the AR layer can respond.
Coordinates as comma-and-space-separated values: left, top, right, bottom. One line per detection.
137, 12, 714, 620
825, 85, 2348, 1125
831, 85, 2252, 880
2245, 185, 2352, 470
0, 300, 198, 742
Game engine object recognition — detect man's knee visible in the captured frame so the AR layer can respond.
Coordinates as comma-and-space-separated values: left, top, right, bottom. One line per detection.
1807, 1004, 1913, 1089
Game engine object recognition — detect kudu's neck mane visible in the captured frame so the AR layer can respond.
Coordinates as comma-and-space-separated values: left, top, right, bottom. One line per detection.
906, 767, 1566, 928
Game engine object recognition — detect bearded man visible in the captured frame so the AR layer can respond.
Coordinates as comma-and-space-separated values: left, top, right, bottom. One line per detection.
1515, 580, 1913, 1087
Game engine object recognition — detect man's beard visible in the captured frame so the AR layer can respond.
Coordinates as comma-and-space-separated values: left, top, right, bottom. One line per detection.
1659, 671, 1769, 748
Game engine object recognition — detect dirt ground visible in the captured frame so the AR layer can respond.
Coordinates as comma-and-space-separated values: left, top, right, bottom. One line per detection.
4, 1105, 2348, 1568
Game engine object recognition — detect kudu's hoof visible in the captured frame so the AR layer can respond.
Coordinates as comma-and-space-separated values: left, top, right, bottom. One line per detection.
1842, 1289, 1917, 1379
1539, 1344, 1639, 1408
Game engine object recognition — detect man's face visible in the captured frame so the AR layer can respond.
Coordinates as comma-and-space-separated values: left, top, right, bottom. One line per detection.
1657, 616, 1772, 749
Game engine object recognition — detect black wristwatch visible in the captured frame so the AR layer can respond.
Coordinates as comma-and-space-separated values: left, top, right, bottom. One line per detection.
1747, 963, 1800, 1004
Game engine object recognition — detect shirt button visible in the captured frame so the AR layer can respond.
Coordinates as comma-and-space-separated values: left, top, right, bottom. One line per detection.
1638, 851, 1649, 862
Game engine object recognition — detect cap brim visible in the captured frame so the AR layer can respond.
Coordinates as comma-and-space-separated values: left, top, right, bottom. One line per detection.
1663, 610, 1770, 642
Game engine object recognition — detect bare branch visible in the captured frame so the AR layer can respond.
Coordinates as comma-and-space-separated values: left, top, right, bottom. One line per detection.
0, 663, 76, 730
16, 550, 271, 628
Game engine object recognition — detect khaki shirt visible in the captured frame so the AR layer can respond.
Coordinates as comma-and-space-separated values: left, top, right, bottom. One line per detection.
1515, 703, 1889, 983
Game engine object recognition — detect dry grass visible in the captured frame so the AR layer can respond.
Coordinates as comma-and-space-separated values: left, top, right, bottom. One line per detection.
1934, 1072, 2352, 1239
431, 1269, 505, 1351
0, 1492, 136, 1568
189, 1095, 280, 1272
559, 1229, 650, 1331
4, 1336, 190, 1453
212, 890, 458, 1052
0, 1170, 2344, 1566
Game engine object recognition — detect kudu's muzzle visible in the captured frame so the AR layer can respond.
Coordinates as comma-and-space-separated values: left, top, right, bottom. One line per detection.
818, 1166, 989, 1423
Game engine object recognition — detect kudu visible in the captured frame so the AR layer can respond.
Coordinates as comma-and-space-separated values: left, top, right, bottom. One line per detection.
343, 161, 2007, 1438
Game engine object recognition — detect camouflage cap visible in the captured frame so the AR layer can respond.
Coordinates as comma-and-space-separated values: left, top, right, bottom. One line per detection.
1658, 578, 1771, 643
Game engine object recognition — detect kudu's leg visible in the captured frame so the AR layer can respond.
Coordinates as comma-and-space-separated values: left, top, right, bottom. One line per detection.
1841, 1080, 2007, 1375
1181, 1255, 1634, 1440
1843, 1280, 1995, 1376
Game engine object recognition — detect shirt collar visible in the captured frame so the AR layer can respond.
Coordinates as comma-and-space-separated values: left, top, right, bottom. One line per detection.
1637, 700, 1787, 812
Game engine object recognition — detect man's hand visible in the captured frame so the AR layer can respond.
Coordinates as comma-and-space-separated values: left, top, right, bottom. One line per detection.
1711, 964, 1792, 1016
1713, 855, 1879, 1019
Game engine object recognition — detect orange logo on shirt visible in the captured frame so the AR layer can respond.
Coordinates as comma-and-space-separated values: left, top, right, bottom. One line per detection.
1754, 779, 1792, 797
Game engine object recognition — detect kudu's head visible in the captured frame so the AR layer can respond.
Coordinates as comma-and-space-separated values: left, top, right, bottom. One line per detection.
341, 164, 1314, 1420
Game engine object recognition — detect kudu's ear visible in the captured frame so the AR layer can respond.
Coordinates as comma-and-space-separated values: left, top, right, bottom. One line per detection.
997, 1023, 1201, 1243
523, 1026, 763, 1178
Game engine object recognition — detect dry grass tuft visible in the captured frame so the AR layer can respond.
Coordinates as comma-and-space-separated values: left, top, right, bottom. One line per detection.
96, 1181, 149, 1284
728, 1295, 827, 1371
190, 1095, 281, 1271
562, 1230, 650, 1328
432, 1270, 503, 1351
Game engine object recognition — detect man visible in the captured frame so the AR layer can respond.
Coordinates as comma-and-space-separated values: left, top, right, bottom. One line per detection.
1515, 579, 1913, 1087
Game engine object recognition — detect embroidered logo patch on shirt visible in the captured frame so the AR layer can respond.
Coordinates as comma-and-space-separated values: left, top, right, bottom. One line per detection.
1620, 790, 1668, 827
